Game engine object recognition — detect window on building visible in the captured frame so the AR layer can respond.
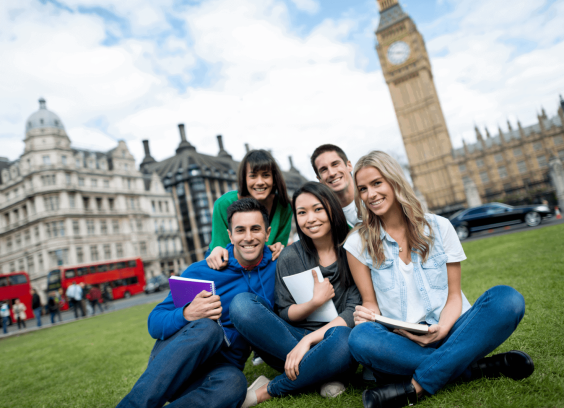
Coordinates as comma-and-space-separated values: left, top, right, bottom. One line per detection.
49, 248, 69, 267
41, 175, 56, 186
537, 155, 547, 168
458, 164, 466, 172
75, 158, 81, 168
44, 195, 60, 211
18, 259, 24, 271
158, 201, 162, 212
78, 177, 85, 186
88, 160, 94, 169
90, 245, 99, 262
83, 197, 90, 210
76, 247, 84, 263
494, 154, 503, 162
116, 243, 123, 258
30, 198, 35, 215
127, 178, 132, 189
65, 173, 71, 185
27, 255, 35, 274
24, 229, 30, 244
69, 194, 76, 208
498, 166, 508, 179
190, 178, 206, 192
15, 233, 21, 248
152, 201, 156, 213
62, 155, 67, 165
533, 142, 543, 151
476, 159, 484, 168
103, 179, 109, 188
42, 155, 51, 165
91, 178, 98, 187
73, 220, 80, 235
513, 147, 522, 157
480, 172, 489, 183
140, 241, 147, 256
108, 198, 115, 210
6, 236, 12, 251
198, 208, 212, 225
96, 197, 102, 211
517, 161, 527, 173
87, 220, 95, 235
38, 253, 43, 270
165, 202, 170, 213
554, 136, 564, 146
112, 219, 119, 233
136, 218, 143, 231
9, 262, 15, 272
100, 220, 108, 235
34, 226, 40, 240
559, 150, 564, 160
103, 244, 111, 260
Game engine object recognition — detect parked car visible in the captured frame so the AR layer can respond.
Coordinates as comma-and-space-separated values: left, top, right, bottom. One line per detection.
144, 275, 170, 294
449, 202, 552, 240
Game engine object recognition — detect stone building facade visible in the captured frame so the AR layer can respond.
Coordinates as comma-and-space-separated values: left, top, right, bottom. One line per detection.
0, 99, 185, 294
140, 125, 308, 264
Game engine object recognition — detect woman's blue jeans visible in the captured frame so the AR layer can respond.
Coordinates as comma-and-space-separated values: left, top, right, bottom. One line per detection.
230, 292, 357, 397
349, 285, 525, 395
117, 319, 247, 408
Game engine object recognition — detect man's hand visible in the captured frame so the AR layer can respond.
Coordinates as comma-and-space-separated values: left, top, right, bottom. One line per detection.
394, 324, 447, 347
206, 247, 229, 270
353, 305, 376, 325
183, 291, 222, 321
285, 336, 313, 381
311, 271, 334, 308
268, 242, 284, 260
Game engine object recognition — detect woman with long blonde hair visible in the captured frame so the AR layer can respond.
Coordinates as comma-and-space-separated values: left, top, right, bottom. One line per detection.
343, 151, 533, 408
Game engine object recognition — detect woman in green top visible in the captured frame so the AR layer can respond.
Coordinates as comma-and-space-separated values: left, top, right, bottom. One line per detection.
207, 149, 293, 269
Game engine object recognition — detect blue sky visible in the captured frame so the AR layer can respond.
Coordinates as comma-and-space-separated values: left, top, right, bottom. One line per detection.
1, 0, 563, 180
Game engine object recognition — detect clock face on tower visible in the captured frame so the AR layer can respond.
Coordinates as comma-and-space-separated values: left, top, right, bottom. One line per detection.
387, 41, 410, 65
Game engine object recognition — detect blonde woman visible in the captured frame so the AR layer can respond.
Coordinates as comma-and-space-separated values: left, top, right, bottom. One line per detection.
13, 299, 27, 329
344, 151, 533, 408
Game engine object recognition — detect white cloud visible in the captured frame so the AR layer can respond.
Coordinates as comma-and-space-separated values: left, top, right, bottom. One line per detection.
289, 0, 320, 14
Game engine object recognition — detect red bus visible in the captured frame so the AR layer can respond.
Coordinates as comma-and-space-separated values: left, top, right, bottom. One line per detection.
46, 258, 146, 306
0, 271, 34, 324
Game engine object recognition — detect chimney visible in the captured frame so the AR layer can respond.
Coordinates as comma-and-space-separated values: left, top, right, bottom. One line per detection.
141, 140, 156, 168
245, 143, 250, 153
176, 123, 195, 154
288, 155, 299, 173
217, 135, 232, 159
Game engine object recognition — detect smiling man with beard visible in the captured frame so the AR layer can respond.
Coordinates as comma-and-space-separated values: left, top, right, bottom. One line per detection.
117, 198, 277, 408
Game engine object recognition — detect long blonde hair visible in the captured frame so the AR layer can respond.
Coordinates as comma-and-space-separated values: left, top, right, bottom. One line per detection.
350, 151, 434, 267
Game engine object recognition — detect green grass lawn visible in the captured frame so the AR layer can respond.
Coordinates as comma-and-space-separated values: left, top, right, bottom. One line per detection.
1, 224, 563, 407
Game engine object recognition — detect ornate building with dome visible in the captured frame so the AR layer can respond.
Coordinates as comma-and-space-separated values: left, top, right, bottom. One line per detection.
0, 99, 185, 294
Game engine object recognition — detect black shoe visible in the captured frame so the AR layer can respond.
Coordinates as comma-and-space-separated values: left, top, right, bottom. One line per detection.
471, 350, 534, 381
362, 381, 417, 408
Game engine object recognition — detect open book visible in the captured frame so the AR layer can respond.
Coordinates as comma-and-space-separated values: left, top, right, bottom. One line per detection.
374, 314, 429, 335
282, 267, 339, 322
169, 276, 231, 346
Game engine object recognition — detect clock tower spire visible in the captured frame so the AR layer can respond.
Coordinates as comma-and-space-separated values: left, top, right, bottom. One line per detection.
375, 1, 465, 211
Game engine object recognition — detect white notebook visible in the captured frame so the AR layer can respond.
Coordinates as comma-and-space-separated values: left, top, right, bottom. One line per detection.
282, 267, 339, 322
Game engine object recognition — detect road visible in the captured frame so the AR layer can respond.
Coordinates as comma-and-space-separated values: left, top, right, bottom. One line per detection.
1, 290, 168, 338
462, 215, 563, 243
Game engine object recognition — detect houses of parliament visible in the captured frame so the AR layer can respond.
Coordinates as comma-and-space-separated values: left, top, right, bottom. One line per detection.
375, 0, 564, 213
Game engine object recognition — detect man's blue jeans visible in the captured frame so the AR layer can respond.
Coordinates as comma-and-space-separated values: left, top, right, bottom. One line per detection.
117, 319, 247, 408
2, 316, 9, 334
34, 308, 42, 327
230, 292, 357, 397
349, 285, 525, 395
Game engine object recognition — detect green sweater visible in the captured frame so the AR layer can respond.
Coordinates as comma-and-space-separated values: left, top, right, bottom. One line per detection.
209, 190, 293, 250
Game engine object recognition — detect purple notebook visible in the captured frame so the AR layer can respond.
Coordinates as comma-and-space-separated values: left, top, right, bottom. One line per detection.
169, 276, 215, 308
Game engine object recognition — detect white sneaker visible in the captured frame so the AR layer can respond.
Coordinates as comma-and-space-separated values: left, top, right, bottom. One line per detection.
242, 375, 270, 408
252, 356, 264, 366
319, 381, 345, 398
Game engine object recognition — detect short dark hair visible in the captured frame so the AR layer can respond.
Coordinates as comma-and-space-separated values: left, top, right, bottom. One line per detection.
310, 144, 349, 177
237, 149, 290, 208
227, 197, 270, 231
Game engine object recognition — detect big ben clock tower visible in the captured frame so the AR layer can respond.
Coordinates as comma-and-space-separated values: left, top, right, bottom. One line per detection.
375, 0, 465, 210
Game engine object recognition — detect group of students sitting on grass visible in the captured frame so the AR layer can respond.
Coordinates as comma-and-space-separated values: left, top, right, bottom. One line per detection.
117, 145, 534, 408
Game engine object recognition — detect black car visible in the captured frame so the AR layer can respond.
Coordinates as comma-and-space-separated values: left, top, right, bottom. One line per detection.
144, 275, 170, 294
449, 202, 552, 240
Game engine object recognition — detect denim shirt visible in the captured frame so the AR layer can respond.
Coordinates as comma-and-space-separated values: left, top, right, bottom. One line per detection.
360, 215, 471, 325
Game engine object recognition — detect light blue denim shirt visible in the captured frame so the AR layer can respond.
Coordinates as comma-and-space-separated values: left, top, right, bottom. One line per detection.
345, 214, 471, 325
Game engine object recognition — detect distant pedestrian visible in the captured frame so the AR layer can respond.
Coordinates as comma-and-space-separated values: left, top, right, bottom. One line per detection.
102, 285, 113, 310
66, 281, 85, 319
87, 285, 104, 315
79, 282, 88, 317
31, 289, 42, 327
13, 299, 27, 330
47, 291, 62, 324
1, 301, 10, 334
58, 287, 67, 311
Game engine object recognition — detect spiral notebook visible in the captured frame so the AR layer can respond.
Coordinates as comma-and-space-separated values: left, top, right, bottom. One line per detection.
169, 276, 231, 347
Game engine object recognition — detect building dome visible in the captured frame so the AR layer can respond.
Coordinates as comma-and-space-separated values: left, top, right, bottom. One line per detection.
26, 98, 65, 131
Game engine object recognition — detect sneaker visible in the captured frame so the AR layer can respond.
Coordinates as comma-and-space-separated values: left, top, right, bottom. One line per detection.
242, 375, 270, 408
319, 381, 346, 398
252, 356, 264, 366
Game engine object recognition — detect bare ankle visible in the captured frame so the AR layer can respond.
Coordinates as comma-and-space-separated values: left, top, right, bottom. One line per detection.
255, 383, 272, 403
411, 378, 424, 397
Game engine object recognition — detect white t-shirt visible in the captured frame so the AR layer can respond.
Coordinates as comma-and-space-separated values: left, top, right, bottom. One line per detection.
342, 200, 361, 228
344, 214, 466, 323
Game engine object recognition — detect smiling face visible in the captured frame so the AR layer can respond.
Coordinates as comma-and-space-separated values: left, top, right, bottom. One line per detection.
314, 151, 354, 194
295, 192, 332, 241
355, 166, 398, 218
227, 210, 271, 267
246, 164, 274, 202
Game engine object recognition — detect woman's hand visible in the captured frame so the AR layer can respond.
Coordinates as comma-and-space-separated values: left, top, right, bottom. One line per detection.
354, 305, 376, 325
268, 242, 284, 260
285, 336, 313, 381
311, 271, 335, 308
206, 247, 229, 270
394, 324, 448, 347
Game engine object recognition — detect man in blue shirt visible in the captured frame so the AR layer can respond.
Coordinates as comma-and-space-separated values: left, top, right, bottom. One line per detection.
118, 198, 277, 408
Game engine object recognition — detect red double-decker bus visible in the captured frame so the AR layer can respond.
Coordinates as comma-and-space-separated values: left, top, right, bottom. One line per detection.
0, 271, 34, 324
46, 258, 146, 305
